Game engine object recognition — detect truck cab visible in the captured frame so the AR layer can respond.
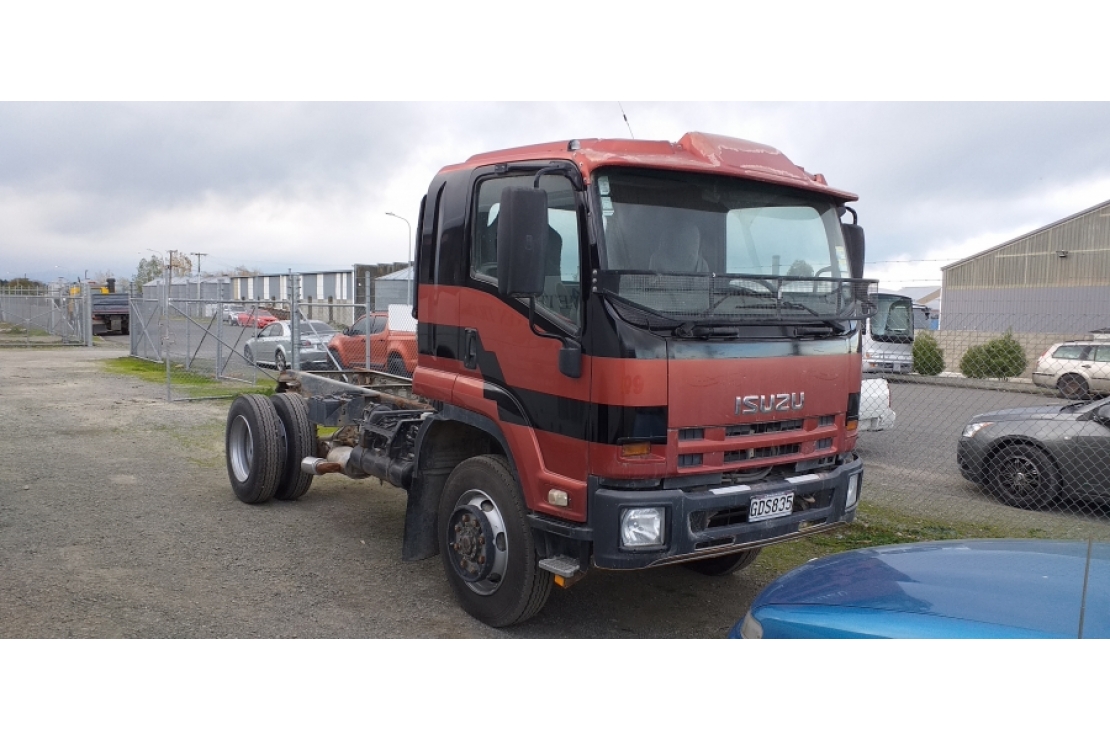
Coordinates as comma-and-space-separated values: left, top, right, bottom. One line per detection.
405, 133, 876, 623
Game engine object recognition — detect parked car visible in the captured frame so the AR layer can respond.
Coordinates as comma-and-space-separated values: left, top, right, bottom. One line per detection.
234, 308, 278, 329
729, 539, 1110, 638
328, 309, 417, 376
243, 320, 338, 370
1031, 339, 1110, 399
957, 396, 1110, 508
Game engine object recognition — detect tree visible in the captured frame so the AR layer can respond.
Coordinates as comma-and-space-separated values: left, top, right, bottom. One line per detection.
959, 329, 1028, 380
135, 257, 163, 286
912, 332, 945, 376
135, 254, 193, 285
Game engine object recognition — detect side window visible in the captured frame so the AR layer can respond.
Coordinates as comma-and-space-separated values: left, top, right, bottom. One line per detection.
351, 317, 367, 336
471, 173, 581, 326
370, 316, 387, 334
1053, 345, 1086, 360
1094, 346, 1110, 362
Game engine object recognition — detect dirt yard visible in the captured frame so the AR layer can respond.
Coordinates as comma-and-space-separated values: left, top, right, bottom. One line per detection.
0, 346, 768, 637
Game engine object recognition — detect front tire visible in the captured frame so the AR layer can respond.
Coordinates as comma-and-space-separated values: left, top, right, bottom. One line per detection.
682, 548, 761, 576
438, 455, 552, 627
986, 443, 1059, 509
225, 394, 286, 504
243, 345, 255, 366
275, 349, 288, 372
270, 393, 316, 501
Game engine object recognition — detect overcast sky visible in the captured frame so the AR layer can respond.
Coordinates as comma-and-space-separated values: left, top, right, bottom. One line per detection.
4, 6, 1109, 293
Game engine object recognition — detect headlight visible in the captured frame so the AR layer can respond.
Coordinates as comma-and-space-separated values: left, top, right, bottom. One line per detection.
740, 611, 763, 639
620, 507, 666, 549
845, 473, 860, 509
962, 422, 994, 438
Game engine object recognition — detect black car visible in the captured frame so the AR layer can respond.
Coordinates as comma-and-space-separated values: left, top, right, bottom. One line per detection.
957, 397, 1110, 508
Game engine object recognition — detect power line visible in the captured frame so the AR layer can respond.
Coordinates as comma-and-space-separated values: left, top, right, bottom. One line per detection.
865, 258, 957, 264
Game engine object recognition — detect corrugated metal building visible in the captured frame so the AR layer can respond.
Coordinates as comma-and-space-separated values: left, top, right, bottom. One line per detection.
229, 271, 354, 304
141, 276, 232, 302
941, 198, 1110, 334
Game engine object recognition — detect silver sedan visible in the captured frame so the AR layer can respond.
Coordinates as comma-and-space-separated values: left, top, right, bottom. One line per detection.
243, 320, 339, 371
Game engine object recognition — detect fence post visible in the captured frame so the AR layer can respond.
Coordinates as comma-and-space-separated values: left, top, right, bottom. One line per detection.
163, 265, 171, 401
84, 283, 93, 347
289, 270, 300, 372
216, 300, 224, 380
365, 270, 372, 370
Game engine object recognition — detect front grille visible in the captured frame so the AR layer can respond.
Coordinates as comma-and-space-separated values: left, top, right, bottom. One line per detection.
724, 443, 801, 463
726, 419, 803, 437
678, 453, 704, 468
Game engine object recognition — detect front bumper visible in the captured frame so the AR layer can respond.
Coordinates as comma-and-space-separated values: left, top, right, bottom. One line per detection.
956, 437, 988, 483
584, 454, 863, 569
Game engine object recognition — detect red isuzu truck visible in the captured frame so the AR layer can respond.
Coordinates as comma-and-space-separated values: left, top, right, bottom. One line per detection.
224, 132, 878, 626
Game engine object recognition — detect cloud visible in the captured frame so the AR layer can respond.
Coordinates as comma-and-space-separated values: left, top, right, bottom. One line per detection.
3, 102, 1110, 286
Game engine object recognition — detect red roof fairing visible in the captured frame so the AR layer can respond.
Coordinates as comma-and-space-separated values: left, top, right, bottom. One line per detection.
446, 131, 857, 202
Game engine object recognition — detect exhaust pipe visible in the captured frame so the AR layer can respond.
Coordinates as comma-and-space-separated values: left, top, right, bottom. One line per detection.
301, 457, 343, 475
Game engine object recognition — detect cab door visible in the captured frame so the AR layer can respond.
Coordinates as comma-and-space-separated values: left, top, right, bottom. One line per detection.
458, 168, 592, 511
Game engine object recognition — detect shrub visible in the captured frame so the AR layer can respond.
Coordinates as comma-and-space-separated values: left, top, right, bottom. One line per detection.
959, 330, 1028, 379
912, 332, 945, 376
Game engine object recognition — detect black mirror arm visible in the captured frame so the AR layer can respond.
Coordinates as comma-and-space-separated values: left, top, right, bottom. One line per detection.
525, 298, 582, 379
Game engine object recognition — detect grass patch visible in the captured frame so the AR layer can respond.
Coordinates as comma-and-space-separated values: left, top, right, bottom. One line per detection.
0, 322, 51, 337
100, 356, 274, 397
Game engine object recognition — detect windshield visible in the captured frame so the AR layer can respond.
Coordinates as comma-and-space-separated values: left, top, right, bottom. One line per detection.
594, 167, 871, 329
870, 294, 915, 343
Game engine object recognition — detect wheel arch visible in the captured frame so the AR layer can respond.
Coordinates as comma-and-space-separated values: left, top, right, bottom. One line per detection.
402, 406, 517, 562
983, 436, 1062, 479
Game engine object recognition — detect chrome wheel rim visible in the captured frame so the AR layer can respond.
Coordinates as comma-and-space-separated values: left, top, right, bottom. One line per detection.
446, 489, 509, 596
228, 414, 254, 482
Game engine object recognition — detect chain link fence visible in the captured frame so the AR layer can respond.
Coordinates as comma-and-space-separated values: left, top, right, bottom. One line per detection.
0, 288, 93, 346
854, 304, 1110, 542
128, 273, 416, 401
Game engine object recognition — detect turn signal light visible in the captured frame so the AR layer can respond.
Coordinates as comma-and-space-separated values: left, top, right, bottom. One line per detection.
620, 441, 652, 458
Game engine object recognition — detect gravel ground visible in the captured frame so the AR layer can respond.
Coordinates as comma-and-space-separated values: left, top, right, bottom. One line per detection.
0, 346, 767, 638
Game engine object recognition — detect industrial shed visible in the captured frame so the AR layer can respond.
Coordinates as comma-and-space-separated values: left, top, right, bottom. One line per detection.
941, 198, 1110, 334
934, 198, 1110, 375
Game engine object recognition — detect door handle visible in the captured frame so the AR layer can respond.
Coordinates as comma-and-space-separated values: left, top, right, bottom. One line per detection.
464, 328, 478, 370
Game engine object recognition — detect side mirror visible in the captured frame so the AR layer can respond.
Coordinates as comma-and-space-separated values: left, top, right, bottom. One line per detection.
1096, 404, 1110, 423
559, 343, 582, 379
843, 223, 865, 280
496, 187, 547, 297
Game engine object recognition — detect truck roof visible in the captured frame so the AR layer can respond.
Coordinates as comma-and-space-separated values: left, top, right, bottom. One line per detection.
445, 131, 857, 202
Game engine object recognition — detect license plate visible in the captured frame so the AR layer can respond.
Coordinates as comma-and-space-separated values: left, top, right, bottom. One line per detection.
749, 491, 795, 522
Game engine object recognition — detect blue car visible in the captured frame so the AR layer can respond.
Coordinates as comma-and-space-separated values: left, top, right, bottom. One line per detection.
730, 539, 1110, 638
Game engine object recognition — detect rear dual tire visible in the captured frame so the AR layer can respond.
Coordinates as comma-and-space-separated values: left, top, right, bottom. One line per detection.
225, 393, 316, 504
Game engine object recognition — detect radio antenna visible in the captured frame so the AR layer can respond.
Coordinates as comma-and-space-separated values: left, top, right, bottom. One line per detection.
618, 102, 635, 139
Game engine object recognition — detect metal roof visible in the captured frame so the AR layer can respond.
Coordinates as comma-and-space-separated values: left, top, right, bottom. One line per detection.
942, 196, 1110, 271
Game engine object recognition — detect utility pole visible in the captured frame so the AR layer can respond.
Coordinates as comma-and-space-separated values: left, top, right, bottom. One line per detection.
190, 252, 207, 307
